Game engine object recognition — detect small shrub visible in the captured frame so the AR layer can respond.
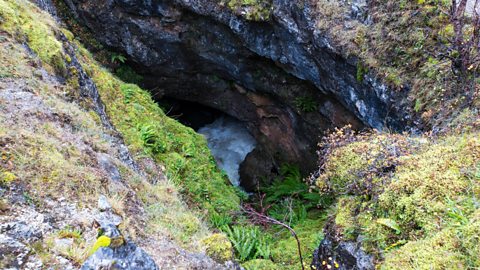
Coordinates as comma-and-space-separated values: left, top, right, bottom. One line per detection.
209, 213, 233, 228
110, 53, 126, 64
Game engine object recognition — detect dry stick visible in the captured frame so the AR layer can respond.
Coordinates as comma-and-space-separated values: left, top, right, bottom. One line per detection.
242, 206, 305, 270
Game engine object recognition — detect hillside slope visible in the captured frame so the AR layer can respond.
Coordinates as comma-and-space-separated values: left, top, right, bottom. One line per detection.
0, 0, 239, 268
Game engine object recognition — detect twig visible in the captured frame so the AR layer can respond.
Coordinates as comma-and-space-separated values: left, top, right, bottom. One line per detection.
242, 205, 305, 270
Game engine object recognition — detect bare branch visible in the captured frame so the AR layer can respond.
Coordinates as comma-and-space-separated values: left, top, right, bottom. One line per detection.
242, 205, 305, 270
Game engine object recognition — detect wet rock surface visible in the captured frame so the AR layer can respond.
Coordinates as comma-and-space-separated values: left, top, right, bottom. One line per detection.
311, 234, 374, 270
61, 0, 412, 181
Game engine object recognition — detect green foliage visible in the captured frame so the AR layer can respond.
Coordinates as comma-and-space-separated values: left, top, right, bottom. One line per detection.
138, 123, 166, 154
57, 226, 82, 240
0, 171, 16, 186
209, 213, 233, 228
226, 0, 272, 21
356, 62, 368, 83
294, 96, 318, 113
224, 225, 271, 262
115, 65, 143, 85
317, 130, 480, 267
110, 53, 126, 64
376, 218, 401, 234
262, 164, 329, 217
201, 233, 234, 263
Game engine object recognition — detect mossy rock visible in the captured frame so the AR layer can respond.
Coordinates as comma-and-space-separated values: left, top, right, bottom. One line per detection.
317, 130, 480, 266
201, 233, 233, 263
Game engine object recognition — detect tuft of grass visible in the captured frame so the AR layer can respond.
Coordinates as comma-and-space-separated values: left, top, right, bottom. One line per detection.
224, 0, 272, 21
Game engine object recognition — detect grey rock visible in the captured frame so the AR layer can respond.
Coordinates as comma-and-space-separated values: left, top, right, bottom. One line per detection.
94, 211, 123, 227
97, 154, 122, 183
65, 0, 412, 183
1, 221, 43, 243
311, 235, 374, 270
97, 195, 112, 212
0, 234, 30, 268
81, 242, 159, 270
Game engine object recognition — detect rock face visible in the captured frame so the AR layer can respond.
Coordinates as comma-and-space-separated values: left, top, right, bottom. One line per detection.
63, 0, 409, 185
311, 235, 375, 270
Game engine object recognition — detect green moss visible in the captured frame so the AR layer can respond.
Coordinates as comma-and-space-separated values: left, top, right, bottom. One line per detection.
317, 130, 480, 266
242, 259, 279, 270
334, 196, 358, 240
201, 233, 234, 263
0, 0, 67, 75
269, 215, 326, 268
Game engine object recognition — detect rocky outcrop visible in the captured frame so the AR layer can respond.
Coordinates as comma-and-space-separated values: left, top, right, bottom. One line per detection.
59, 0, 414, 186
311, 235, 374, 270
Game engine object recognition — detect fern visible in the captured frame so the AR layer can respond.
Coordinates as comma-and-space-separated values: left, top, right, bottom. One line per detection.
137, 124, 166, 154
224, 225, 271, 262
110, 53, 126, 64
209, 213, 232, 228
294, 96, 318, 112
263, 165, 306, 203
120, 84, 137, 104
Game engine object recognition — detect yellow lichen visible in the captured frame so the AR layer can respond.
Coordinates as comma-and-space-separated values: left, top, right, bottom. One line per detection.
0, 171, 16, 186
90, 235, 111, 255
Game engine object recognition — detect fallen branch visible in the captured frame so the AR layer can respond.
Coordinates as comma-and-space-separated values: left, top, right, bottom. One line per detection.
242, 204, 305, 270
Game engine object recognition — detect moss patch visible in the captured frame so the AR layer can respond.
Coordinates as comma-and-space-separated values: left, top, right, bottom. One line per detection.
201, 233, 234, 263
316, 127, 480, 267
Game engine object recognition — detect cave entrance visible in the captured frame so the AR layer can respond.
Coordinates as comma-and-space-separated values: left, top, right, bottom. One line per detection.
161, 98, 257, 187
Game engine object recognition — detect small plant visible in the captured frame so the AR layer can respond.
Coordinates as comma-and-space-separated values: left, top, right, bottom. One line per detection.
223, 225, 271, 262
294, 96, 318, 113
57, 226, 82, 240
0, 171, 16, 186
120, 84, 138, 104
209, 213, 233, 228
110, 53, 126, 64
138, 124, 166, 154
356, 62, 368, 82
115, 65, 143, 85
242, 205, 304, 270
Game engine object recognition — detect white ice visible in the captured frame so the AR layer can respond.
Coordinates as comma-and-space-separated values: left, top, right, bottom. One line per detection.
198, 116, 256, 186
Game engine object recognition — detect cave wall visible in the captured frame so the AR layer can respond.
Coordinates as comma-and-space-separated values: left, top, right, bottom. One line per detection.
63, 0, 409, 186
